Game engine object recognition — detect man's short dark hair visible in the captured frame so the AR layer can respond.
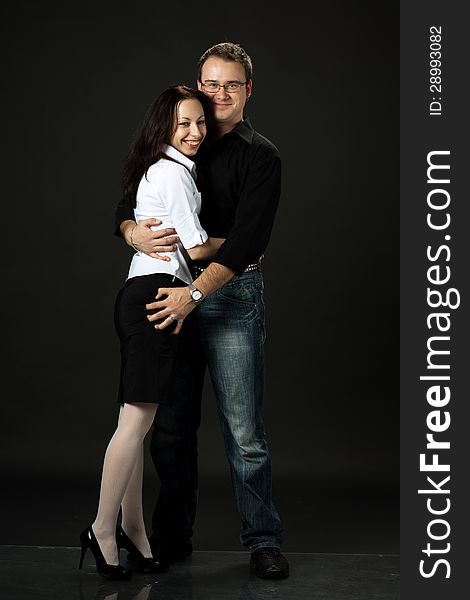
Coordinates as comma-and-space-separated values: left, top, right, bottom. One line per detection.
197, 42, 253, 83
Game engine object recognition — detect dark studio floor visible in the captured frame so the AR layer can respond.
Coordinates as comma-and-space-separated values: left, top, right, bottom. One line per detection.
0, 546, 399, 600
1, 474, 399, 599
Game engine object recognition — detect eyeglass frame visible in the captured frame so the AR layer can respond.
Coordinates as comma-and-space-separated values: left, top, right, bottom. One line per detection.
199, 80, 248, 93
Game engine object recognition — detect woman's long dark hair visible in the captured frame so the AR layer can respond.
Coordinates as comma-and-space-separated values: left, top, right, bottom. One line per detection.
121, 85, 213, 206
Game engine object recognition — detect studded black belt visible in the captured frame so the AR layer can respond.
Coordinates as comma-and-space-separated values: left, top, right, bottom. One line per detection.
191, 260, 262, 278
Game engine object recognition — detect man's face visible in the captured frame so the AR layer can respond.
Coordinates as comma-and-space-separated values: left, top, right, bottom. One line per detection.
198, 57, 252, 132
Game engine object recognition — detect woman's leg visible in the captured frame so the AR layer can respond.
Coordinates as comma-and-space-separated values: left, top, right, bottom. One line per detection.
120, 440, 153, 558
92, 402, 158, 565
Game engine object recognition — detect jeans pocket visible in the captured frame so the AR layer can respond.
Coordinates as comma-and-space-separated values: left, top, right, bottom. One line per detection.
218, 277, 257, 308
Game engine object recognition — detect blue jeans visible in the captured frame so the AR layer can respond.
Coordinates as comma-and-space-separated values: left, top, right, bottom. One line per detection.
149, 269, 284, 552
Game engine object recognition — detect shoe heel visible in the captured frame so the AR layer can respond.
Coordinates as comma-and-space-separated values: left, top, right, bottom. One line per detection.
78, 525, 133, 580
78, 543, 87, 570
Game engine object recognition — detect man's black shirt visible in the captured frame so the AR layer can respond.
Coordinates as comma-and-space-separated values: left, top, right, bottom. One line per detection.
114, 117, 281, 274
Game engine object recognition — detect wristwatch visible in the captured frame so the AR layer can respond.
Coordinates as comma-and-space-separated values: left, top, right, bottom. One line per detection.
188, 283, 204, 304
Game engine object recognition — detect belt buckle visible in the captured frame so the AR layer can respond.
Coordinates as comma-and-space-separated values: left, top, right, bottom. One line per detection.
245, 262, 259, 272
192, 265, 205, 276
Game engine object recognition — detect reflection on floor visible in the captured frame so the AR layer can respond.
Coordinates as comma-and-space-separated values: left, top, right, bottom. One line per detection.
0, 546, 399, 600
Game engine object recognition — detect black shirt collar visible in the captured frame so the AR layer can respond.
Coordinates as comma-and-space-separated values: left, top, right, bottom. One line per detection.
198, 117, 254, 161
230, 116, 254, 144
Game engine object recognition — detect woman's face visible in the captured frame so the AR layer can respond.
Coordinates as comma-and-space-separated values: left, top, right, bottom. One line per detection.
170, 98, 206, 157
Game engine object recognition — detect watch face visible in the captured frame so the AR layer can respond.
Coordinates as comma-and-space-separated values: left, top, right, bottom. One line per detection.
192, 290, 203, 301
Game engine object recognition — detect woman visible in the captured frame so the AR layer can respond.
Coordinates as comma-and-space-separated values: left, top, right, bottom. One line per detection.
79, 85, 223, 580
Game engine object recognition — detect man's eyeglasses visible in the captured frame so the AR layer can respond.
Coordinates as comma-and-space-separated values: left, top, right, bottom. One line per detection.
201, 81, 247, 93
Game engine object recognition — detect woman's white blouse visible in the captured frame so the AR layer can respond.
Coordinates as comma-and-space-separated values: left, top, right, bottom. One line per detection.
127, 144, 208, 285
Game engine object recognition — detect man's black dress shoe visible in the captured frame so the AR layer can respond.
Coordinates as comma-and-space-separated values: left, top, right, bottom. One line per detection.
250, 548, 289, 579
149, 540, 193, 563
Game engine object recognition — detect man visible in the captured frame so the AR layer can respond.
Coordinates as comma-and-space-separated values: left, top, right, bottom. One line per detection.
115, 42, 288, 579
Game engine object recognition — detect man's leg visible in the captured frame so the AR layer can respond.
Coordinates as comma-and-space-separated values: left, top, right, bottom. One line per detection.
148, 312, 206, 559
198, 270, 288, 577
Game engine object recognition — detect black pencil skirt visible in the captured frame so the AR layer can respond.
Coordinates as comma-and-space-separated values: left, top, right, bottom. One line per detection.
114, 272, 188, 406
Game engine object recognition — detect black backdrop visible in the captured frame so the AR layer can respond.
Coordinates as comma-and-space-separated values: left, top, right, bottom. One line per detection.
2, 1, 398, 552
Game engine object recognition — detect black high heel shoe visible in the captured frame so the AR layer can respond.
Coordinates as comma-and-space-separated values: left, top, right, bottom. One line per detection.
116, 526, 168, 573
79, 526, 133, 580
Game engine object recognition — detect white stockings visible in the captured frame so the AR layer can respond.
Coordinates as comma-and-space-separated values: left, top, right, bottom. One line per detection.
92, 403, 158, 565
